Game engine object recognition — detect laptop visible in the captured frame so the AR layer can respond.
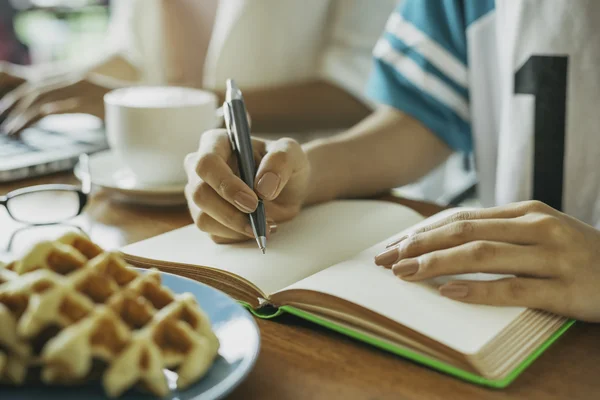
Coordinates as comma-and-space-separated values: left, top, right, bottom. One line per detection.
0, 114, 108, 183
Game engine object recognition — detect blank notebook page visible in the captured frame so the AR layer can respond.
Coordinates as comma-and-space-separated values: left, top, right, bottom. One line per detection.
279, 236, 527, 355
122, 200, 425, 295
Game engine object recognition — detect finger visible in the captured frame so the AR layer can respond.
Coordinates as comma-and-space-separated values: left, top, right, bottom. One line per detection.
195, 130, 261, 213
195, 212, 250, 242
376, 217, 541, 266
390, 241, 556, 280
7, 81, 70, 120
210, 235, 247, 245
255, 138, 307, 201
1, 75, 80, 120
190, 180, 254, 236
2, 106, 41, 135
211, 223, 277, 245
4, 98, 80, 136
199, 215, 277, 244
0, 62, 29, 79
0, 82, 35, 119
439, 277, 562, 311
263, 200, 301, 223
385, 200, 558, 248
187, 184, 277, 243
0, 74, 25, 98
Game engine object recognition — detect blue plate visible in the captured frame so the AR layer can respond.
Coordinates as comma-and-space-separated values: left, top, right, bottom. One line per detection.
2, 269, 261, 400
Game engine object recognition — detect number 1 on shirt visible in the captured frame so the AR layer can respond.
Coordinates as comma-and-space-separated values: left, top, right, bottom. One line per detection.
514, 55, 569, 211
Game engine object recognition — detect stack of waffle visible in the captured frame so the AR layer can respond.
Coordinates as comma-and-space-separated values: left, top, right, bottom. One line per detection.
0, 232, 220, 398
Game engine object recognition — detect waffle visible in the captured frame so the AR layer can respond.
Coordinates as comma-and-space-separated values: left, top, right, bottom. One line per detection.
0, 232, 220, 398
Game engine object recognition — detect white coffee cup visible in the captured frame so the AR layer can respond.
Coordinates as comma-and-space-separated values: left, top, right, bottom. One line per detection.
104, 86, 220, 185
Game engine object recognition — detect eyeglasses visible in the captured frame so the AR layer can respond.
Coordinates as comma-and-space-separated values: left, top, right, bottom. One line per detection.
0, 154, 91, 225
4, 223, 88, 255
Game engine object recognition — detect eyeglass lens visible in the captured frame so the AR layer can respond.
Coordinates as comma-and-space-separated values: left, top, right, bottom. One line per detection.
5, 224, 88, 256
6, 190, 82, 224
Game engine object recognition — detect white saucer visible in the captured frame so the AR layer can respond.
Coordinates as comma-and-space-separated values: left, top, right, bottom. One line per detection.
74, 150, 187, 206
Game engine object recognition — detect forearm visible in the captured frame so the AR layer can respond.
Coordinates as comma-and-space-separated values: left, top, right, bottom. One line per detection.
216, 80, 371, 133
87, 53, 140, 82
302, 106, 453, 205
22, 52, 139, 84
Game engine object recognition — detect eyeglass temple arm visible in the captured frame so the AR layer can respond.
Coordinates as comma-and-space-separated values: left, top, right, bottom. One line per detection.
78, 154, 92, 194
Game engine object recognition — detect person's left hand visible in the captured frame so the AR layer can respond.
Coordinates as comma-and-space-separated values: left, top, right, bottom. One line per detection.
0, 73, 119, 136
0, 61, 27, 100
374, 200, 600, 322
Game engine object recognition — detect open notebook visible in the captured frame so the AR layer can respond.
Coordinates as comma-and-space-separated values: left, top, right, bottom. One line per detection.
121, 200, 572, 387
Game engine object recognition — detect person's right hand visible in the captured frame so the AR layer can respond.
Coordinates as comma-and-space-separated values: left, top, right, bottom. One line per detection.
184, 129, 311, 244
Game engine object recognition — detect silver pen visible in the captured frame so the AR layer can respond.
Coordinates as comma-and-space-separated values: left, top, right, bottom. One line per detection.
223, 79, 267, 254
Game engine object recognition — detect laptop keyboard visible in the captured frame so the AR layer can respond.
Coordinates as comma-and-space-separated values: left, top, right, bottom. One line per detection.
0, 135, 34, 157
0, 126, 108, 182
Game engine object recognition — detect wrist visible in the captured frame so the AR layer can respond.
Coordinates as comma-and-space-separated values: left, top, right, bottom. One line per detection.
302, 137, 347, 206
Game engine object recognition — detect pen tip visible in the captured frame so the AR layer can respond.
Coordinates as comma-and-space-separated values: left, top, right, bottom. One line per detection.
257, 236, 267, 255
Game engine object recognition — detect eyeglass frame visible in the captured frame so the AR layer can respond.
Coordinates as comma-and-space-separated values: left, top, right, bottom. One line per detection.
0, 154, 92, 226
4, 223, 89, 253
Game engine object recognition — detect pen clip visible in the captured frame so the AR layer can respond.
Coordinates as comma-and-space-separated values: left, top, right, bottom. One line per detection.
223, 101, 236, 151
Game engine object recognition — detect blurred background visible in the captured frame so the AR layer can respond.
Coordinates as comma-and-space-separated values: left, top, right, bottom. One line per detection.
1, 0, 109, 66
0, 0, 475, 204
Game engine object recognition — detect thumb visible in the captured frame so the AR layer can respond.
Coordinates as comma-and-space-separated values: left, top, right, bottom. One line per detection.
254, 138, 305, 201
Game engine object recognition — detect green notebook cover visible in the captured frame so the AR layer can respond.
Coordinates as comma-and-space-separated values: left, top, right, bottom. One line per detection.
240, 301, 575, 388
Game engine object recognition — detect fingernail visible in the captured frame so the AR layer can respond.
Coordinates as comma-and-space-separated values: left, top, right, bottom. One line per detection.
440, 283, 469, 299
386, 235, 408, 249
244, 225, 255, 236
256, 172, 280, 200
267, 218, 278, 234
234, 192, 258, 213
265, 226, 277, 239
392, 259, 419, 278
374, 247, 399, 266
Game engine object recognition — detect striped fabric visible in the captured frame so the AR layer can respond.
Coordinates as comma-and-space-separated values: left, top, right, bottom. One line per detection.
366, 0, 494, 153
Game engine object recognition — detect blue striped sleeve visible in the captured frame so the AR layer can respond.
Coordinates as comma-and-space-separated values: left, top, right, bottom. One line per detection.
366, 0, 494, 153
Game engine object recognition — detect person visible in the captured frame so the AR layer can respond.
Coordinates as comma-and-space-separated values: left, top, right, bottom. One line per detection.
0, 0, 466, 203
184, 0, 600, 323
0, 0, 396, 136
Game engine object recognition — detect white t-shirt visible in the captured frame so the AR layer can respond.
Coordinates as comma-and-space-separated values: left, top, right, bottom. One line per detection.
367, 0, 600, 226
107, 0, 397, 106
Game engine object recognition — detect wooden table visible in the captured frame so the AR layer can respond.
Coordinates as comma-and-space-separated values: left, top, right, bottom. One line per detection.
1, 172, 599, 400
